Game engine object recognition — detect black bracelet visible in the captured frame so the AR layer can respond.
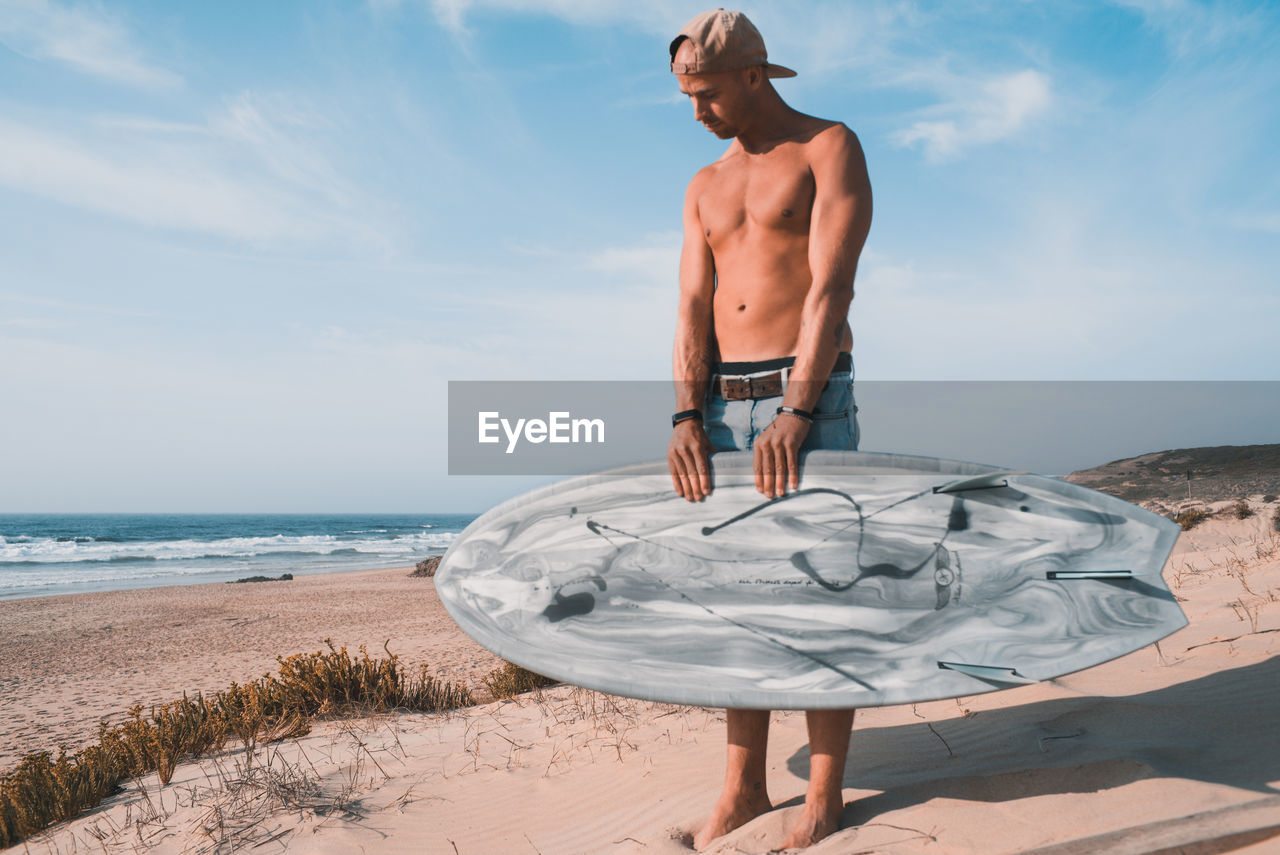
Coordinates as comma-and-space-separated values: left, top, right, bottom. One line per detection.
776, 405, 813, 423
672, 409, 703, 428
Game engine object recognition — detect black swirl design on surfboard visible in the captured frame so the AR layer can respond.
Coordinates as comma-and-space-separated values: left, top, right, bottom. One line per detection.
432, 452, 1186, 710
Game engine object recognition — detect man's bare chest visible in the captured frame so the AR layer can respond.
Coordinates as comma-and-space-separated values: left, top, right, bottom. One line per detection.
698, 153, 815, 241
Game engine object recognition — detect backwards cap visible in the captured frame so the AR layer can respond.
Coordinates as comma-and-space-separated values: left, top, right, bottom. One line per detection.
669, 8, 796, 79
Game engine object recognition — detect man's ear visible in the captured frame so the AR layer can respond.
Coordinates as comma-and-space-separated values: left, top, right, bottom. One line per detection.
745, 66, 762, 89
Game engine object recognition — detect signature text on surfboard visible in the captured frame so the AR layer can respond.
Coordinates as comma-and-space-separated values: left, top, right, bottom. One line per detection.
478, 412, 606, 454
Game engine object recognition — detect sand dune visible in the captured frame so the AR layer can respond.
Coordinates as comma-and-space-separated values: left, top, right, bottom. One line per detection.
0, 567, 507, 769
4, 498, 1280, 854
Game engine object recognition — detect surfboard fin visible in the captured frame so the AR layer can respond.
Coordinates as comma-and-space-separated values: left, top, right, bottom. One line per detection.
1046, 570, 1135, 580
933, 471, 1025, 494
937, 661, 1037, 684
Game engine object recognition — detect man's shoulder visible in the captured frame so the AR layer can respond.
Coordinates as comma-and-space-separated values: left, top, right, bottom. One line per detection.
804, 121, 868, 181
686, 148, 737, 190
683, 161, 716, 205
805, 120, 860, 152
770, 118, 860, 160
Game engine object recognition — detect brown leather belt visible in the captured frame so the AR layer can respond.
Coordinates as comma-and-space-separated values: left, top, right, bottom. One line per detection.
712, 353, 851, 402
717, 373, 785, 400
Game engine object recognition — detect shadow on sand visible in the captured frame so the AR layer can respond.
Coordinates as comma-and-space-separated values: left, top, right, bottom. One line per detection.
784, 655, 1280, 821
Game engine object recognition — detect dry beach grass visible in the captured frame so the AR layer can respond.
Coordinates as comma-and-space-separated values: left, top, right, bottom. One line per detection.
0, 566, 508, 769
0, 642, 473, 846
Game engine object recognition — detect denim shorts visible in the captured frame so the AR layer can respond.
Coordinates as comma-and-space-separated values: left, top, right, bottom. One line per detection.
704, 370, 860, 453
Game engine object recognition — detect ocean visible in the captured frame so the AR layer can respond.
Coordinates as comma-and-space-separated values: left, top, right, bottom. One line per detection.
0, 513, 477, 600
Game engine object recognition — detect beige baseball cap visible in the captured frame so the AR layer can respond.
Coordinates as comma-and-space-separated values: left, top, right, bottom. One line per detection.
669, 8, 796, 79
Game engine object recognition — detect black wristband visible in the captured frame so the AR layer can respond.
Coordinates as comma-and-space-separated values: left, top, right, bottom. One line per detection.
776, 405, 813, 423
672, 409, 703, 428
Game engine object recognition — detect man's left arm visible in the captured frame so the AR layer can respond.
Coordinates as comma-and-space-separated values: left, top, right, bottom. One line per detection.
756, 126, 873, 498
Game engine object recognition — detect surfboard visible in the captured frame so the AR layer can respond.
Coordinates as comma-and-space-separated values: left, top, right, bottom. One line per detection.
435, 451, 1186, 709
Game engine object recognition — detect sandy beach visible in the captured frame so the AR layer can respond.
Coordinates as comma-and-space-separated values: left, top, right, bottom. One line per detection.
0, 566, 506, 770
5, 499, 1280, 854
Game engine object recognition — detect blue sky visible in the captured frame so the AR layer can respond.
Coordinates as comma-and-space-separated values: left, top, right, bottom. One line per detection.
1, 0, 1277, 512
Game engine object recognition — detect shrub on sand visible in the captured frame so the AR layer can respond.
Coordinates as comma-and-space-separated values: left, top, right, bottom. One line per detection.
410, 556, 441, 577
0, 641, 471, 848
1232, 500, 1255, 520
1175, 508, 1210, 530
482, 661, 557, 700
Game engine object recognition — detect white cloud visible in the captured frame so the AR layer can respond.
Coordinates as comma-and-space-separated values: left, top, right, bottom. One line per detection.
0, 289, 158, 319
0, 97, 389, 249
856, 249, 979, 298
1225, 211, 1280, 235
613, 90, 687, 109
892, 69, 1052, 162
421, 0, 687, 36
855, 257, 1159, 381
405, 0, 1058, 169
0, 119, 287, 241
392, 233, 682, 379
420, 1, 1053, 164
1109, 0, 1270, 58
210, 93, 358, 211
0, 0, 180, 87
507, 231, 681, 283
0, 315, 66, 330
757, 1, 928, 78
580, 231, 680, 277
853, 179, 1280, 382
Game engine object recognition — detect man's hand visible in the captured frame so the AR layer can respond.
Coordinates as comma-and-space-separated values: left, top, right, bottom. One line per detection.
754, 413, 810, 498
668, 420, 714, 502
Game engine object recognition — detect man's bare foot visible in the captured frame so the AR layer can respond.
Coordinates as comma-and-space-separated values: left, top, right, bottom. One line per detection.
780, 799, 843, 849
693, 793, 773, 850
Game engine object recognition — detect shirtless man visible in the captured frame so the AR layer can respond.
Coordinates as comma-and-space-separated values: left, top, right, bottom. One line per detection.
663, 10, 873, 851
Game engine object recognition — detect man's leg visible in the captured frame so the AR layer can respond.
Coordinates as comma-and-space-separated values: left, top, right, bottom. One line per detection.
782, 708, 855, 848
694, 708, 773, 850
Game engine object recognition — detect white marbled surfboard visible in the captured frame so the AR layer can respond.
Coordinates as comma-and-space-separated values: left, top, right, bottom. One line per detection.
435, 451, 1186, 709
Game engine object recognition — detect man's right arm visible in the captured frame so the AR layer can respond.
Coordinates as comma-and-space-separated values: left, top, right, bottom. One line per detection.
668, 170, 716, 502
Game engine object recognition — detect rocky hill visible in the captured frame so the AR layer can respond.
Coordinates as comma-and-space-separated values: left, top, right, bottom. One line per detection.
1065, 444, 1280, 504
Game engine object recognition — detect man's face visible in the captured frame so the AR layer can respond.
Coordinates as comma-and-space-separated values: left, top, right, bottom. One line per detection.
675, 69, 752, 137
673, 43, 756, 139
676, 70, 750, 138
